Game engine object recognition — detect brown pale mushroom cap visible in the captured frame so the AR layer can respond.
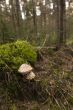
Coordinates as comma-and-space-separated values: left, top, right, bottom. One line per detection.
18, 64, 33, 75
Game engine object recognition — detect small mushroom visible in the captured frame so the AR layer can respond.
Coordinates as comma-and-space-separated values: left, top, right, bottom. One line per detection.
26, 71, 35, 80
18, 64, 35, 80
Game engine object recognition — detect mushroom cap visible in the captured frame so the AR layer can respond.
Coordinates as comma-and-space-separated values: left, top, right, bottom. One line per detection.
26, 71, 35, 80
18, 64, 33, 75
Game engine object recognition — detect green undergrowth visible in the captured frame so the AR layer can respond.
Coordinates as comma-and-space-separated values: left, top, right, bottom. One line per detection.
0, 40, 37, 72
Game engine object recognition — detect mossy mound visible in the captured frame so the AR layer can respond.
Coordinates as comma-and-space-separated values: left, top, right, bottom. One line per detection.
0, 40, 37, 72
0, 40, 37, 99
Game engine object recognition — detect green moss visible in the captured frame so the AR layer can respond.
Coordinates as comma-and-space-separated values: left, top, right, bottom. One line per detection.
14, 40, 37, 63
11, 57, 27, 70
0, 40, 37, 72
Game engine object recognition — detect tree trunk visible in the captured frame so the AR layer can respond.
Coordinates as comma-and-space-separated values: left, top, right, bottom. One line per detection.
57, 0, 66, 48
32, 0, 37, 36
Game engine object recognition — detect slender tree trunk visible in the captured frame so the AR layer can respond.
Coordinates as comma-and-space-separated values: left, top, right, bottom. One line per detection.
15, 0, 22, 38
10, 0, 17, 38
32, 0, 37, 36
57, 0, 66, 48
59, 0, 65, 44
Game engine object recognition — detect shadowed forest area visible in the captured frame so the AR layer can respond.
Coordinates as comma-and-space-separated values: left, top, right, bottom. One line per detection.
0, 0, 73, 110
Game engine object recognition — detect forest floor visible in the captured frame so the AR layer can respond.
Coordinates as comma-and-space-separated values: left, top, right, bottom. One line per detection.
34, 46, 73, 82
0, 46, 73, 110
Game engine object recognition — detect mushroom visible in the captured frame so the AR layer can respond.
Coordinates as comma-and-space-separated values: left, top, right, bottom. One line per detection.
18, 64, 35, 80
